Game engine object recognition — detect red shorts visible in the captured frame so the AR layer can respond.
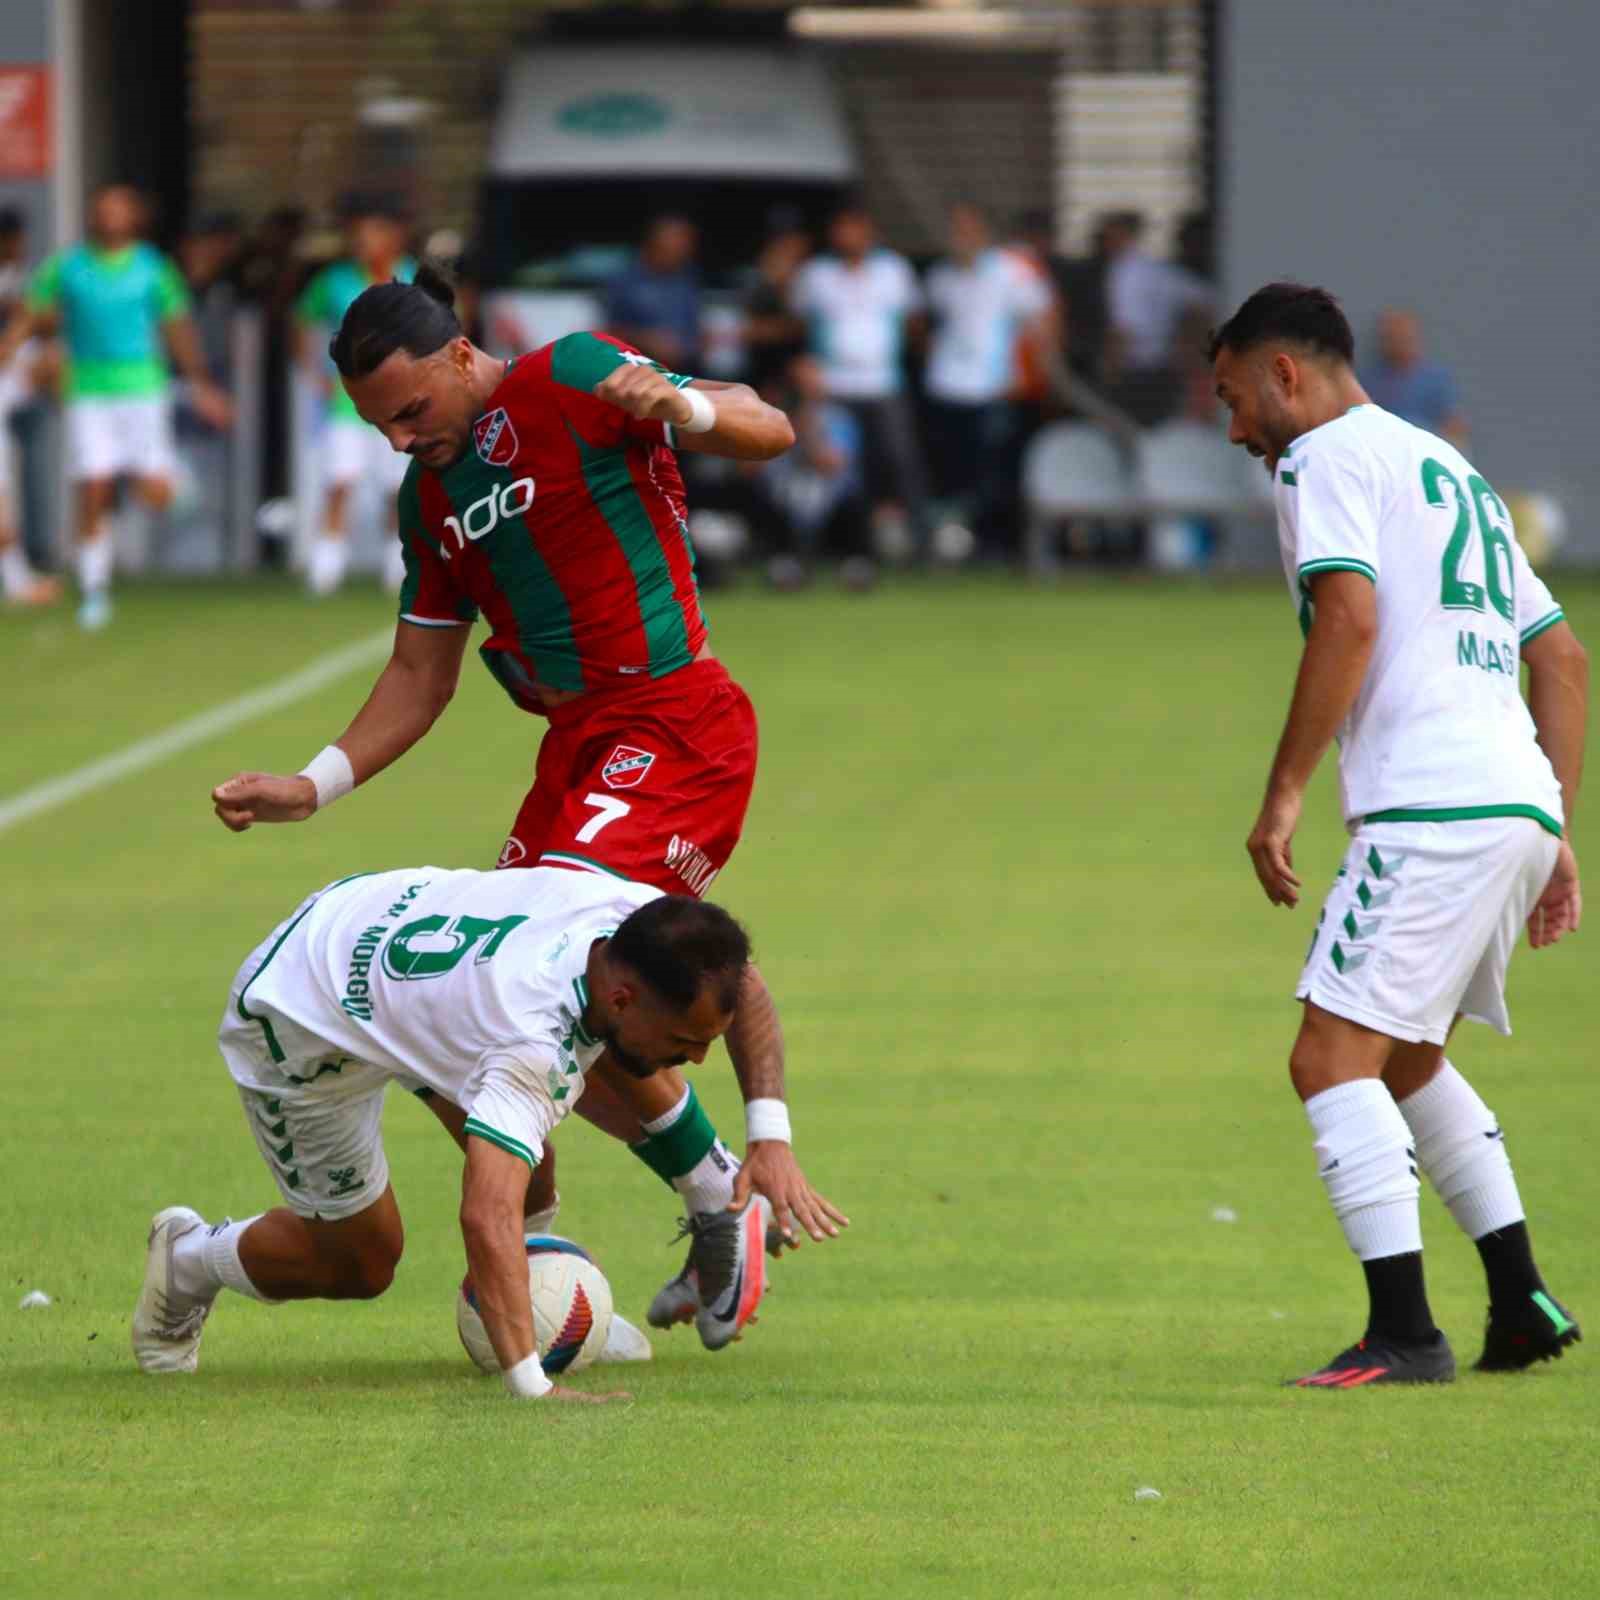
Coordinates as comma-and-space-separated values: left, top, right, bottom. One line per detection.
497, 659, 759, 898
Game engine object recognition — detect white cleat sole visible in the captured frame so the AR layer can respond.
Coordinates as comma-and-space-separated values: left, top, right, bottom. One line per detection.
597, 1313, 654, 1364
131, 1206, 212, 1374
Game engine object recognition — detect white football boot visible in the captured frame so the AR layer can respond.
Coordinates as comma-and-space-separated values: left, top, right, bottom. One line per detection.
131, 1206, 216, 1374
598, 1314, 654, 1364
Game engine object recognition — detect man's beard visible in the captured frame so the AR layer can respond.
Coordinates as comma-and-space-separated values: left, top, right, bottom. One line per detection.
603, 1030, 657, 1079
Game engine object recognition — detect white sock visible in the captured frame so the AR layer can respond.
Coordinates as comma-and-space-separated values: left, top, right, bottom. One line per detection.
0, 542, 34, 598
1399, 1059, 1524, 1241
641, 1087, 691, 1138
1305, 1079, 1422, 1260
173, 1214, 276, 1302
525, 1190, 560, 1236
77, 532, 114, 595
674, 1139, 740, 1217
307, 533, 348, 596
640, 1086, 743, 1216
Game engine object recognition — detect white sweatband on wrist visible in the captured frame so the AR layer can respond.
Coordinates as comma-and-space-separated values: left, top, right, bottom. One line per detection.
745, 1098, 792, 1145
503, 1353, 553, 1399
678, 386, 716, 433
298, 744, 355, 811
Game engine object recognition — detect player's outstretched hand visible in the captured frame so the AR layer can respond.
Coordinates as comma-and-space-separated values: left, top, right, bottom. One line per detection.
212, 771, 317, 831
545, 1384, 632, 1405
1529, 840, 1582, 949
733, 1142, 850, 1249
593, 363, 694, 426
1246, 787, 1304, 908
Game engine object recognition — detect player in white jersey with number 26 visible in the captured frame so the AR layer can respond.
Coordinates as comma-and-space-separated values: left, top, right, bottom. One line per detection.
1212, 283, 1588, 1389
132, 866, 776, 1401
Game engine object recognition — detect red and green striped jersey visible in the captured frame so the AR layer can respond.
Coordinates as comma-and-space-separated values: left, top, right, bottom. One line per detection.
397, 331, 708, 708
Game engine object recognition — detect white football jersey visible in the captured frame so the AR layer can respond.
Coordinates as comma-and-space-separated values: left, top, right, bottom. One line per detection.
791, 249, 921, 399
924, 248, 1052, 404
231, 866, 661, 1165
1275, 404, 1564, 833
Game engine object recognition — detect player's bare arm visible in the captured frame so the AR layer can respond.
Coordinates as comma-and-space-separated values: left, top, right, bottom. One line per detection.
461, 1133, 628, 1403
593, 364, 794, 461
163, 314, 234, 430
724, 962, 850, 1246
1523, 619, 1588, 947
211, 618, 469, 830
1248, 570, 1378, 907
0, 303, 49, 372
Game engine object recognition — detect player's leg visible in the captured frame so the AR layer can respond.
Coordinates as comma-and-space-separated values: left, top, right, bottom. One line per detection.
132, 1059, 397, 1373
1385, 824, 1579, 1370
0, 473, 58, 605
503, 673, 770, 1344
308, 421, 361, 596
1286, 1001, 1452, 1386
65, 394, 121, 629
373, 426, 410, 594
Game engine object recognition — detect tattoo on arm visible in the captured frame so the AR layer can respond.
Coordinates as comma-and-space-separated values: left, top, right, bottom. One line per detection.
725, 963, 785, 1103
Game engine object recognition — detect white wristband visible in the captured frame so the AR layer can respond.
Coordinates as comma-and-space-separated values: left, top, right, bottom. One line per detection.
745, 1098, 791, 1145
678, 385, 716, 433
503, 1352, 553, 1399
298, 744, 355, 811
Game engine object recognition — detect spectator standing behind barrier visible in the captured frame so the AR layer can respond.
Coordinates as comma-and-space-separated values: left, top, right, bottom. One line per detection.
294, 192, 416, 597
791, 200, 927, 561
605, 215, 703, 372
0, 208, 59, 606
1363, 309, 1466, 446
0, 184, 233, 630
740, 212, 811, 395
1101, 209, 1211, 425
924, 202, 1055, 562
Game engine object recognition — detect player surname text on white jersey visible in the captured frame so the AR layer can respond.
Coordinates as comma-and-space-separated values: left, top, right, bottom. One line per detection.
1274, 404, 1564, 831
232, 865, 662, 1109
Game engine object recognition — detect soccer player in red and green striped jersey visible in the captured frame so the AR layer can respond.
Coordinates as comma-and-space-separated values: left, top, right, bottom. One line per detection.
211, 265, 845, 1351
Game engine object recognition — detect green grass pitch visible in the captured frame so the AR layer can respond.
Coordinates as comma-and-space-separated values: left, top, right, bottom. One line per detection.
3, 574, 1596, 1598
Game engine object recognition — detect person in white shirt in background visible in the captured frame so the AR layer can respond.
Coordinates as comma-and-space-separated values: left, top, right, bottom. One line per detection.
1102, 209, 1211, 425
923, 201, 1054, 564
790, 200, 928, 565
1212, 281, 1587, 1390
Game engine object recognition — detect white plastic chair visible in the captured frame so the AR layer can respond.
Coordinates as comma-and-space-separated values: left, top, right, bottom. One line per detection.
1021, 422, 1134, 574
1134, 420, 1258, 515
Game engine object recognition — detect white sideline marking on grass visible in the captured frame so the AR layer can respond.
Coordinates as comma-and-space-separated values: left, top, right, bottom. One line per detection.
0, 629, 392, 837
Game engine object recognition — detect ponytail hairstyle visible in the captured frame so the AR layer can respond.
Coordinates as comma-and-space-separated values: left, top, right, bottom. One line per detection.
329, 259, 462, 379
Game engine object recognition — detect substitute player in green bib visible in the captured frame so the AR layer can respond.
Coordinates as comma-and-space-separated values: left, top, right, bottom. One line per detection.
295, 193, 416, 596
1212, 283, 1588, 1388
0, 185, 232, 629
211, 265, 846, 1351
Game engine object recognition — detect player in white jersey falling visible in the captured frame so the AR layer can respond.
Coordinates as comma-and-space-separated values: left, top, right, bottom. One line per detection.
132, 867, 799, 1400
1211, 283, 1588, 1387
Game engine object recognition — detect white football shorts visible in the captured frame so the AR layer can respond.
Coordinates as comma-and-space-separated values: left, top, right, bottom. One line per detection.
66, 395, 177, 483
1297, 816, 1559, 1045
323, 417, 410, 493
217, 893, 395, 1223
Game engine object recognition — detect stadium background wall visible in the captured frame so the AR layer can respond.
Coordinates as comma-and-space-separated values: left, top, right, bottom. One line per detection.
1221, 0, 1600, 561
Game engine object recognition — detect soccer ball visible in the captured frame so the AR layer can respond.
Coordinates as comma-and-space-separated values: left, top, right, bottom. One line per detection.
455, 1234, 614, 1377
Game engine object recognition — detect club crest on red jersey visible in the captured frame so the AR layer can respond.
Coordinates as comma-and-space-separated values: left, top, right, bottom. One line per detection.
473, 407, 518, 466
601, 745, 656, 790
